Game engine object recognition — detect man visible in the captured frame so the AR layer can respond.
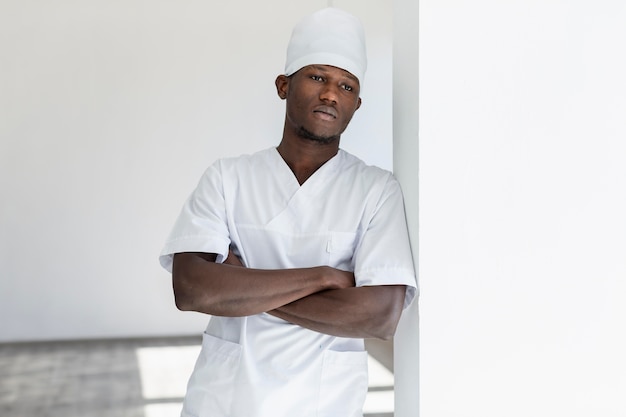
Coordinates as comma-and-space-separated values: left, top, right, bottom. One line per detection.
159, 7, 416, 417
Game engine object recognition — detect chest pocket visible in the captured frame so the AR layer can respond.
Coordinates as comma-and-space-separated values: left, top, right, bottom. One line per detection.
235, 226, 357, 271
326, 232, 357, 270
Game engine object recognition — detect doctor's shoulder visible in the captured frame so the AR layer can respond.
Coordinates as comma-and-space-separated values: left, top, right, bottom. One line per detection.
198, 148, 270, 181
339, 150, 399, 192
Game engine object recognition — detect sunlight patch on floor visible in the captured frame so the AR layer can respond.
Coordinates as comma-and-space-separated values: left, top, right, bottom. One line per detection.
136, 345, 201, 399
144, 403, 185, 417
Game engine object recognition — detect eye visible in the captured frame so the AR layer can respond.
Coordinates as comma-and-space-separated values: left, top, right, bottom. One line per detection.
311, 75, 324, 82
342, 84, 354, 92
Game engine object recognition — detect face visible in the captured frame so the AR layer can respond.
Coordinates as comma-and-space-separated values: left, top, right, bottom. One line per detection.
276, 65, 362, 144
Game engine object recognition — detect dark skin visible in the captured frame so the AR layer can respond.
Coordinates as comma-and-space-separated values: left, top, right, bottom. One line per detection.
172, 65, 406, 340
275, 64, 361, 184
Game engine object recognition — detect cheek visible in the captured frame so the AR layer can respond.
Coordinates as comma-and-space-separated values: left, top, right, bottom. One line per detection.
288, 99, 307, 116
343, 96, 360, 113
285, 101, 310, 126
342, 102, 360, 121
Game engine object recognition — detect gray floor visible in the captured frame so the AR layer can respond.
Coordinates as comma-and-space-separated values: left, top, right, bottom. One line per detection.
0, 336, 393, 417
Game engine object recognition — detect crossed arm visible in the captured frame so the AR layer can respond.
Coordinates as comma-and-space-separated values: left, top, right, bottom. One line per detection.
172, 251, 406, 340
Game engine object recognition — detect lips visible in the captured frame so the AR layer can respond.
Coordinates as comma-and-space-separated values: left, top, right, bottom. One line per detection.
313, 105, 337, 120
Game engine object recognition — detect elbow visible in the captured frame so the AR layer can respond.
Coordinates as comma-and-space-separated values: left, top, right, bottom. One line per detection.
171, 252, 213, 313
174, 290, 193, 312
172, 267, 225, 316
363, 309, 401, 340
370, 286, 406, 340
378, 329, 396, 342
172, 265, 206, 312
373, 316, 400, 341
173, 276, 196, 311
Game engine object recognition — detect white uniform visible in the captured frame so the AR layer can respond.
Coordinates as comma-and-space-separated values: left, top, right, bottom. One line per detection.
160, 147, 417, 417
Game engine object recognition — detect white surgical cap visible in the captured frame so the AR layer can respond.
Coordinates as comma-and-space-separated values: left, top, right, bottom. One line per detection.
285, 7, 367, 85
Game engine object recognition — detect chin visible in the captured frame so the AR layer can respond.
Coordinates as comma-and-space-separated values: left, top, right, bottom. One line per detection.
297, 126, 340, 144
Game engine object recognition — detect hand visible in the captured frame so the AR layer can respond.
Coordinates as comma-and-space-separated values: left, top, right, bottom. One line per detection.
319, 266, 355, 290
223, 247, 244, 267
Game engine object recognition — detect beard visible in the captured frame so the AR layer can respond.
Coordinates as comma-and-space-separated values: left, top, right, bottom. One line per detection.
296, 126, 340, 145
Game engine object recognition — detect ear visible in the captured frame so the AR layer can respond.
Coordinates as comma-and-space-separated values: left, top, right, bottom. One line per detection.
275, 75, 289, 100
355, 97, 362, 111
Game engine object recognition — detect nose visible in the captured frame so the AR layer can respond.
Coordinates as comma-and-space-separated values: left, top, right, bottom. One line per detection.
319, 84, 339, 104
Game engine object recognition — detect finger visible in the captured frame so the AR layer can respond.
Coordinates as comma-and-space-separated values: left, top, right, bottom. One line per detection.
224, 248, 244, 267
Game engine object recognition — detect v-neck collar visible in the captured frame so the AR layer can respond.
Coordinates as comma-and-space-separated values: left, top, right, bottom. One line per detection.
270, 147, 343, 192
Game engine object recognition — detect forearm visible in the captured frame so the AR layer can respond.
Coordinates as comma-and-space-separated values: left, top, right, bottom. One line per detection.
268, 285, 407, 340
172, 252, 353, 317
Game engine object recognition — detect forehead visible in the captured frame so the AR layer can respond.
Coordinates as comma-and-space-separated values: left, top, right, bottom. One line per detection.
299, 64, 360, 84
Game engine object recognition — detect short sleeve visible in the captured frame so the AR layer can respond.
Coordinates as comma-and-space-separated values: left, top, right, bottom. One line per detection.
353, 176, 417, 309
158, 162, 231, 272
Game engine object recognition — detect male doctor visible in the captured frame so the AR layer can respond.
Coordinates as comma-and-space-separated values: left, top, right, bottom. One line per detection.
159, 7, 417, 417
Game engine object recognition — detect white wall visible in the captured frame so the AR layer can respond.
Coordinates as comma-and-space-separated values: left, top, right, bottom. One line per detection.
0, 0, 393, 342
392, 0, 420, 415
419, 1, 626, 416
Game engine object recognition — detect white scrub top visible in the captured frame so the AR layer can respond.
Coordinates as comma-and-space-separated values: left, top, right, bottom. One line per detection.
160, 147, 417, 417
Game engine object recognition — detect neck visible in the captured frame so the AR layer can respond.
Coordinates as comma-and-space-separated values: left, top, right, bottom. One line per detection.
276, 135, 339, 185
